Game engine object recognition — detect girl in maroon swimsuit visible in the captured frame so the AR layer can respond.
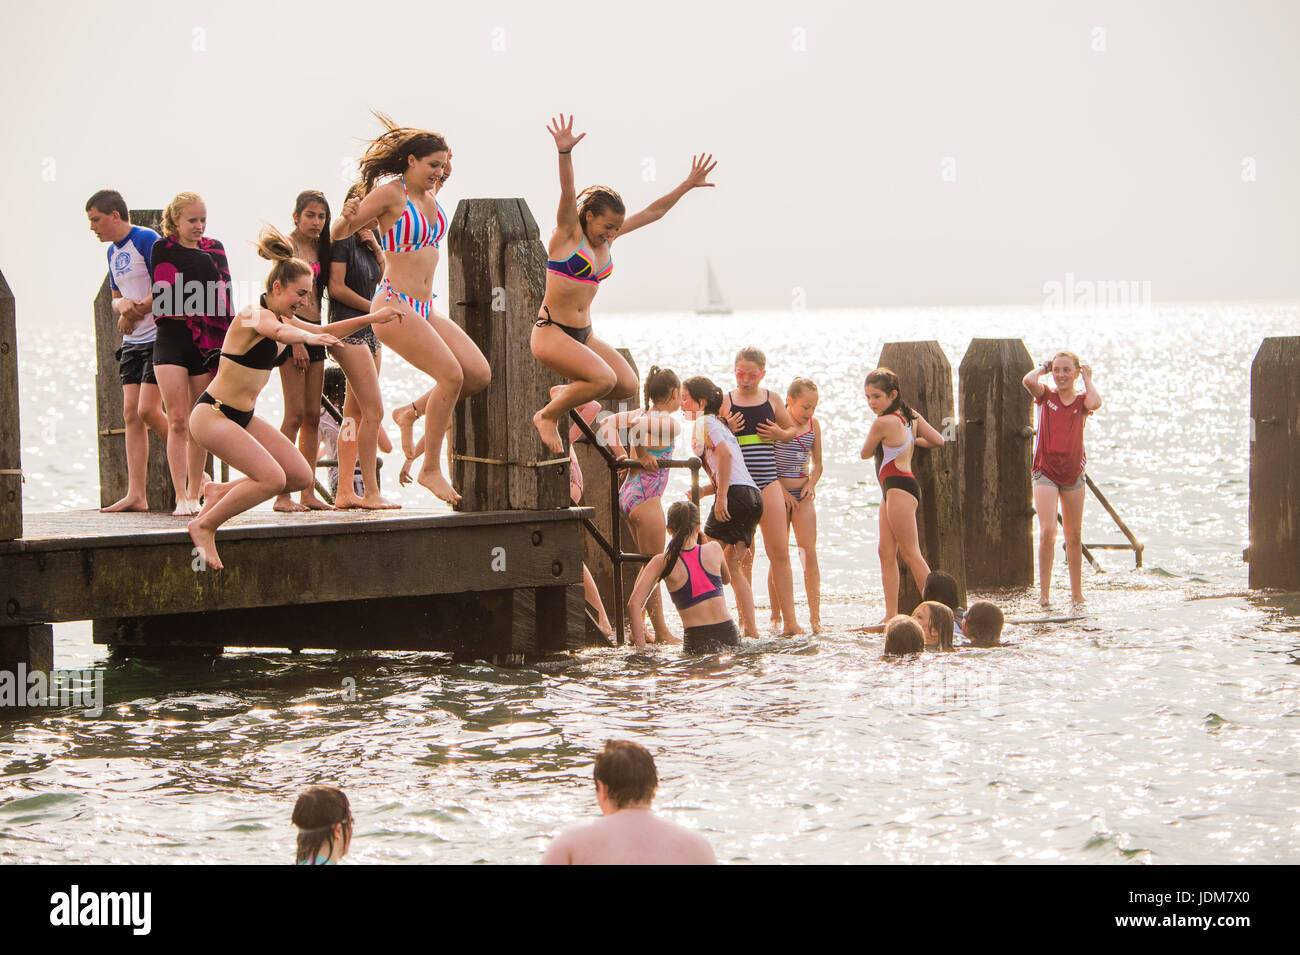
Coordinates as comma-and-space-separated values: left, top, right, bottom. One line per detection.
1022, 351, 1103, 606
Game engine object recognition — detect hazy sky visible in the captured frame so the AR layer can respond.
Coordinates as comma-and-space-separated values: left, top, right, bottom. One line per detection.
1, 0, 1296, 325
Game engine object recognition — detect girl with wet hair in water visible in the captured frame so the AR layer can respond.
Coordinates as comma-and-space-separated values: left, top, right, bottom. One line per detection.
292, 785, 353, 865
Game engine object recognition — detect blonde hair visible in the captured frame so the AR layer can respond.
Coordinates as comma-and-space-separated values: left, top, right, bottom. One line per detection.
736, 346, 767, 369
255, 224, 313, 295
1053, 351, 1081, 371
787, 377, 818, 400
162, 191, 203, 238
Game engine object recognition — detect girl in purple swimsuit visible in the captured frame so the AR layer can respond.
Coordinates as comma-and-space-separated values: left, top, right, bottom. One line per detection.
770, 377, 824, 633
598, 366, 682, 644
529, 113, 717, 456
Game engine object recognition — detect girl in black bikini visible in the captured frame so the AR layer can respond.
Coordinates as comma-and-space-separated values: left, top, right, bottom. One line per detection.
187, 227, 397, 570
529, 113, 718, 455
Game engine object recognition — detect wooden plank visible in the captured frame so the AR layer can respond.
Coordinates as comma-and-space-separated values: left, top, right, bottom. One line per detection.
959, 339, 1034, 587
0, 267, 19, 540
1, 504, 592, 551
878, 342, 966, 613
93, 209, 174, 511
1248, 337, 1300, 589
1, 514, 585, 625
94, 590, 517, 656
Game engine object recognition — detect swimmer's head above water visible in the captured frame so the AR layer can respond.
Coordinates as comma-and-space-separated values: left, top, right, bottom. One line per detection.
292, 785, 353, 865
593, 740, 658, 813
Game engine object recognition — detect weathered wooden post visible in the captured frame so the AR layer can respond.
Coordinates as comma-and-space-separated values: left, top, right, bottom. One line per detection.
447, 198, 583, 659
93, 208, 174, 510
0, 267, 55, 700
1246, 337, 1300, 589
574, 349, 641, 633
959, 339, 1035, 588
0, 267, 20, 542
448, 198, 567, 511
877, 342, 966, 613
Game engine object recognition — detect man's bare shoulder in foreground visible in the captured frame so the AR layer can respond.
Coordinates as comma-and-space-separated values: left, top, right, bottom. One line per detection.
541, 808, 716, 865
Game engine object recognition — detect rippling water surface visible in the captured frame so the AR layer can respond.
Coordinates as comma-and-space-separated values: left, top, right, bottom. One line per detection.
4, 303, 1299, 863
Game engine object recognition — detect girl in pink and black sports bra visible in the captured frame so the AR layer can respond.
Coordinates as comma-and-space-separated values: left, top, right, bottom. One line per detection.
860, 367, 946, 622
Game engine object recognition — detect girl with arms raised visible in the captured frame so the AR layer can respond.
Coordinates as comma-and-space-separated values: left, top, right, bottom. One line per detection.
531, 114, 716, 454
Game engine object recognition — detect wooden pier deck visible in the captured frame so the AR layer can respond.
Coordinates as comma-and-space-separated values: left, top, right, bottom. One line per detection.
1, 506, 597, 662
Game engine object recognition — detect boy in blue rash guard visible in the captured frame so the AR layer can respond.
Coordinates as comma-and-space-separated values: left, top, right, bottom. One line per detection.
86, 190, 168, 512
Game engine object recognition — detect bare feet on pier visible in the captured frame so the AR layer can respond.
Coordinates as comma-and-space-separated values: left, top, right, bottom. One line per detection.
101, 494, 148, 513
418, 467, 462, 507
273, 494, 309, 513
300, 492, 336, 511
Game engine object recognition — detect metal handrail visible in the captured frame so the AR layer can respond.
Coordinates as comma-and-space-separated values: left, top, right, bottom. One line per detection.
312, 395, 382, 505
1050, 473, 1144, 571
568, 410, 702, 644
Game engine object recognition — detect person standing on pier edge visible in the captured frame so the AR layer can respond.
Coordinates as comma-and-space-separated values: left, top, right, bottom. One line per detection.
148, 192, 234, 515
274, 190, 335, 513
187, 227, 397, 570
1022, 352, 1102, 606
86, 190, 168, 512
722, 347, 804, 636
541, 740, 716, 865
328, 183, 397, 510
332, 113, 490, 507
680, 376, 762, 638
861, 367, 946, 622
530, 114, 717, 455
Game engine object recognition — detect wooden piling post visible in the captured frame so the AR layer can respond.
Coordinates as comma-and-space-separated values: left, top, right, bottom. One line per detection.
1247, 337, 1300, 589
448, 198, 567, 512
93, 208, 174, 510
0, 268, 20, 541
876, 342, 966, 613
959, 339, 1035, 587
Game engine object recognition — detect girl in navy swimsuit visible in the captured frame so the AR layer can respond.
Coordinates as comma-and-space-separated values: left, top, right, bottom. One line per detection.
275, 190, 335, 513
529, 113, 718, 455
186, 227, 396, 571
860, 367, 946, 623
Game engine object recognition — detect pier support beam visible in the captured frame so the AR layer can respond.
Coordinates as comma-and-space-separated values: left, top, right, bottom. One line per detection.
0, 625, 53, 719
93, 208, 175, 511
959, 339, 1035, 588
1247, 337, 1300, 590
0, 268, 20, 541
877, 342, 966, 614
448, 198, 567, 512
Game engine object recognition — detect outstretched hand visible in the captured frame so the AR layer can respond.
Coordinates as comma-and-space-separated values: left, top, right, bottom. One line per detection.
684, 153, 718, 189
548, 114, 586, 153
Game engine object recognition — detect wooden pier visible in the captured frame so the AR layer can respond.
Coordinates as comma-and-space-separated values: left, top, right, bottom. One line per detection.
0, 198, 609, 681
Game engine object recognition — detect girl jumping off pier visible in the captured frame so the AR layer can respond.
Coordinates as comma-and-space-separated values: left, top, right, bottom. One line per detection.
187, 227, 396, 570
530, 114, 716, 455
332, 114, 490, 506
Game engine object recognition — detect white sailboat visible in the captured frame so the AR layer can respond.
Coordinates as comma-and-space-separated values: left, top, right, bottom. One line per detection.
696, 259, 732, 315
